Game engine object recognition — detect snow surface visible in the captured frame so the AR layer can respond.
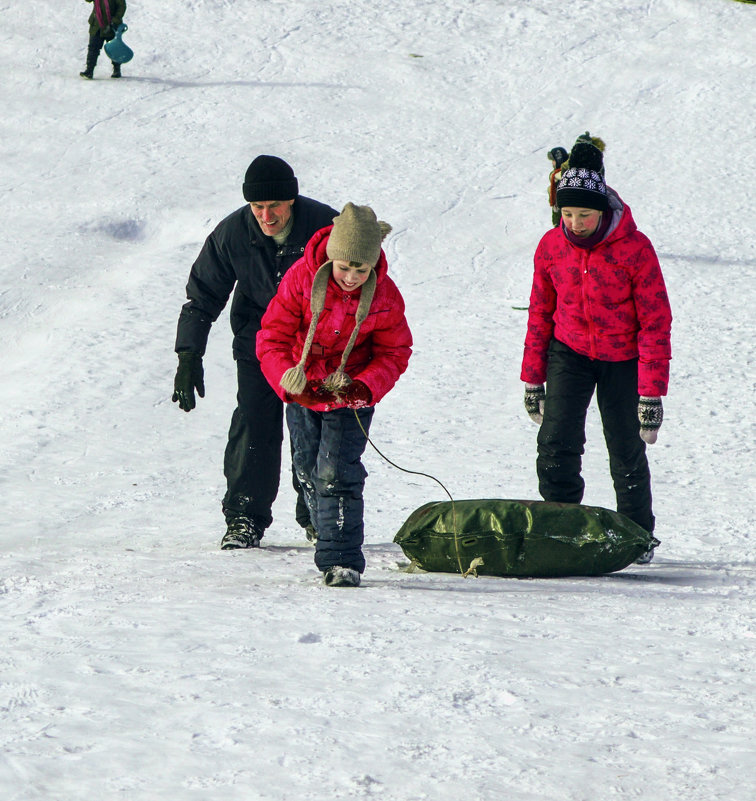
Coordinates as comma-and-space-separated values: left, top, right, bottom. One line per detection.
2, 1, 755, 799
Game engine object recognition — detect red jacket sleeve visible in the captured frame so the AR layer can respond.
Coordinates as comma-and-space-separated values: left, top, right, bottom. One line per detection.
520, 237, 556, 385
630, 237, 672, 396
351, 278, 412, 404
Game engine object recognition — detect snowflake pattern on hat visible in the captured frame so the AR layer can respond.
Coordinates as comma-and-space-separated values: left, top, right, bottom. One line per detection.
558, 167, 606, 194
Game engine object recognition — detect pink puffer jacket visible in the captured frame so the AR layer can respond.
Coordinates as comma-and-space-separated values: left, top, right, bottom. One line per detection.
521, 196, 672, 396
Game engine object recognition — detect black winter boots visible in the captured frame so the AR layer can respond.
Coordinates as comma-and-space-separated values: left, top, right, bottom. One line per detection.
79, 64, 121, 79
220, 516, 263, 550
79, 51, 121, 79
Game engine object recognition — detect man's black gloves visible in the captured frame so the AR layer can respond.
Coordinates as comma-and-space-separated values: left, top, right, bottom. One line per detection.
172, 352, 205, 412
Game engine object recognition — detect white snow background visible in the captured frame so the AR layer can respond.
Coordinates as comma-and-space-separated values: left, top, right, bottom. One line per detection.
2, 1, 755, 799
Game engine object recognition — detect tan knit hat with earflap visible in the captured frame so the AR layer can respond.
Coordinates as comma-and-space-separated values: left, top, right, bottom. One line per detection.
279, 203, 391, 397
326, 203, 391, 267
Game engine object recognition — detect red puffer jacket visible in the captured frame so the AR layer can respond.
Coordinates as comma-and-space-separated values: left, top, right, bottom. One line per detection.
521, 196, 672, 396
257, 225, 412, 412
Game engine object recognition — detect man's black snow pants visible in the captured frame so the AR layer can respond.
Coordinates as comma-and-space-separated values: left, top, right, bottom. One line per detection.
222, 359, 309, 531
536, 339, 655, 533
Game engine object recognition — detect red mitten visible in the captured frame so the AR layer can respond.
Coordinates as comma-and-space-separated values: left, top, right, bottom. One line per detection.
290, 379, 337, 408
343, 380, 372, 409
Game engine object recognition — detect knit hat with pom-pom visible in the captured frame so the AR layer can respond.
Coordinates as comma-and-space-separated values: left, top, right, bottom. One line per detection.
326, 202, 392, 268
556, 133, 608, 211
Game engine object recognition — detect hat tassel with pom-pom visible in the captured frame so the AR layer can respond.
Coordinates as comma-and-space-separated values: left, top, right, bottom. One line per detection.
279, 263, 333, 395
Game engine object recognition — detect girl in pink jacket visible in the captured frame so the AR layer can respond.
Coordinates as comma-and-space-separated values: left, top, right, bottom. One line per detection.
521, 140, 672, 563
257, 203, 412, 586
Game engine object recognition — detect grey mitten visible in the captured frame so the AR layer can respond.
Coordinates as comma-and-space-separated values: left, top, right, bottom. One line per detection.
524, 384, 546, 425
638, 396, 663, 444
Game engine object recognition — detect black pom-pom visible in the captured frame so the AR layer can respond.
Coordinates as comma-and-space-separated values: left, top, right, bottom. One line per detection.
567, 141, 604, 173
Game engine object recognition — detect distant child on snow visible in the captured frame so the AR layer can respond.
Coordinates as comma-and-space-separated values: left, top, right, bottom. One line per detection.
80, 0, 126, 80
521, 138, 672, 563
546, 145, 569, 227
257, 203, 413, 587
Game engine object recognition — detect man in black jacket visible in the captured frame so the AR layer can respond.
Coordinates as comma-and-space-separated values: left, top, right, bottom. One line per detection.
172, 155, 338, 549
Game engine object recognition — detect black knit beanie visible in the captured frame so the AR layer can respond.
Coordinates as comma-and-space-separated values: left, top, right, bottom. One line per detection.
242, 155, 299, 202
556, 167, 608, 211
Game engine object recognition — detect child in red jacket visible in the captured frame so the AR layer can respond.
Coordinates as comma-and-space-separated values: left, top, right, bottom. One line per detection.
257, 203, 412, 586
521, 140, 672, 563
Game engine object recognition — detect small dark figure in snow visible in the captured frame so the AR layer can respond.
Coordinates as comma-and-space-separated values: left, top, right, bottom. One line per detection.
257, 204, 413, 587
546, 146, 569, 227
522, 137, 672, 564
172, 156, 338, 552
80, 0, 126, 80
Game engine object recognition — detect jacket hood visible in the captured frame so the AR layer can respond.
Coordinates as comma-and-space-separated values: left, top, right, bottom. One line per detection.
597, 191, 636, 245
603, 188, 636, 241
559, 188, 636, 250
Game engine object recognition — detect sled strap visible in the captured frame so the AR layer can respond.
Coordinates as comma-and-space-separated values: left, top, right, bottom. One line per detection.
350, 409, 466, 577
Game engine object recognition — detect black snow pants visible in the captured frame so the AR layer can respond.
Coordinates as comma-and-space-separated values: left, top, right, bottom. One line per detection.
222, 359, 309, 531
85, 30, 118, 73
536, 339, 655, 533
286, 403, 374, 574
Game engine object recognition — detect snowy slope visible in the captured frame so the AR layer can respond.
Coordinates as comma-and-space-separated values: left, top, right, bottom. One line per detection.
1, 1, 754, 800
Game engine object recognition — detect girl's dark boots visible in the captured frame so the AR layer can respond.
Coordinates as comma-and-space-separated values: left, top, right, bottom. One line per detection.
78, 61, 121, 79
80, 48, 98, 79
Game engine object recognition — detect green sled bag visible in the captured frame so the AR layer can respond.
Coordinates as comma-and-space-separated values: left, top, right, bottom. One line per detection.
394, 499, 659, 578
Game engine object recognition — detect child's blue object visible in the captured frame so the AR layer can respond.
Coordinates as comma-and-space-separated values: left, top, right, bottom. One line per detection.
104, 24, 133, 64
